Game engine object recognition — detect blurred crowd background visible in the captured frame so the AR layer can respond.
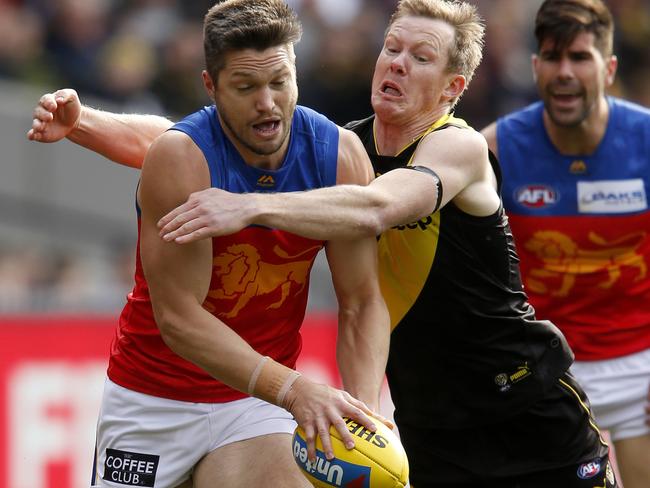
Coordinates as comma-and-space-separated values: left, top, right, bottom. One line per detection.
0, 0, 649, 314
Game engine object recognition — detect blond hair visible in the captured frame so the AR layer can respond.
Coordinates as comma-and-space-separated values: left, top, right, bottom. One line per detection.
388, 0, 485, 85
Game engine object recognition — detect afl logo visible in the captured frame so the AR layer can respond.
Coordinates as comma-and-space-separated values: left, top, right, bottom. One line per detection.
577, 459, 602, 479
515, 185, 558, 208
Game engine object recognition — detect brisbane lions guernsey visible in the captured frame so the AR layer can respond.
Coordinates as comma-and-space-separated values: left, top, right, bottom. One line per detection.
109, 105, 338, 402
498, 98, 650, 360
345, 114, 573, 429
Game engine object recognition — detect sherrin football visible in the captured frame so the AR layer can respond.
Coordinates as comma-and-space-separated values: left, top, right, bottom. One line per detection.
292, 417, 409, 487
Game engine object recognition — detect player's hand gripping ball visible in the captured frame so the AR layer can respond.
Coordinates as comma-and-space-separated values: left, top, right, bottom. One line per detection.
292, 417, 409, 487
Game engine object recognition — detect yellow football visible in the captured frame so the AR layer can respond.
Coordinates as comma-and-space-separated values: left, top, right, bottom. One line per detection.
292, 417, 409, 487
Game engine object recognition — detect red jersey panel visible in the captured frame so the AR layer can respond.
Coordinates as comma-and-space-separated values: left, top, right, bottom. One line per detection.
108, 224, 322, 402
509, 213, 650, 360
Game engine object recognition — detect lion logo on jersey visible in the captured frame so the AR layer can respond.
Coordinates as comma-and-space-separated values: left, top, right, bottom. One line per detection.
524, 230, 647, 296
204, 243, 320, 318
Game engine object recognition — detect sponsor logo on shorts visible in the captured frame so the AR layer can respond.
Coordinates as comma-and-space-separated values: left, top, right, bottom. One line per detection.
293, 436, 371, 488
515, 185, 558, 208
495, 363, 532, 392
103, 449, 159, 487
577, 458, 602, 480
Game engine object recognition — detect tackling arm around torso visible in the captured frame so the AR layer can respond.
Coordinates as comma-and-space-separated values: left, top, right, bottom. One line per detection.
254, 124, 500, 237
157, 125, 500, 242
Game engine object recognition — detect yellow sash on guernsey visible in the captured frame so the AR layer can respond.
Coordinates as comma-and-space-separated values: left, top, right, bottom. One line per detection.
373, 113, 469, 330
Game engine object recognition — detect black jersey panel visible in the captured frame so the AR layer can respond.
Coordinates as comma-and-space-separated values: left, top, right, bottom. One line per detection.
348, 114, 574, 428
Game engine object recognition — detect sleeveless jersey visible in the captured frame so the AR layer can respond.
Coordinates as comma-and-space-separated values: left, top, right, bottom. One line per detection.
109, 105, 339, 402
497, 98, 650, 360
345, 114, 573, 429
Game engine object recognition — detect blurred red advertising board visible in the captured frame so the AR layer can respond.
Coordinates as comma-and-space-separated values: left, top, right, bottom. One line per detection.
0, 314, 342, 488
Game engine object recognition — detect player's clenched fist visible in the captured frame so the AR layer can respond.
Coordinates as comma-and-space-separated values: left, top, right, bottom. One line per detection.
26, 89, 82, 143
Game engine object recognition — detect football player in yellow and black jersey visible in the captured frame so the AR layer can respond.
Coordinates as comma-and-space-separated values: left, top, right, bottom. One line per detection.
28, 0, 618, 487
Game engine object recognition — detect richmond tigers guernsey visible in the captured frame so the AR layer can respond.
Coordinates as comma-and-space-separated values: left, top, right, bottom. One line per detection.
497, 97, 650, 361
346, 114, 574, 429
108, 105, 338, 403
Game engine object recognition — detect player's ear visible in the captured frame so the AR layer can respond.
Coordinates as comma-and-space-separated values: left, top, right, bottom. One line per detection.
604, 55, 617, 87
442, 74, 465, 101
531, 54, 539, 82
202, 70, 216, 101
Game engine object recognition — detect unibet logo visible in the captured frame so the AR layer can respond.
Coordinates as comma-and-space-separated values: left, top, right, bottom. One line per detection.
257, 175, 275, 187
292, 436, 371, 487
515, 185, 558, 208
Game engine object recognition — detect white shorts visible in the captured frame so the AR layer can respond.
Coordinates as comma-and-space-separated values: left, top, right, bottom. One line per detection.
91, 378, 296, 487
569, 347, 650, 442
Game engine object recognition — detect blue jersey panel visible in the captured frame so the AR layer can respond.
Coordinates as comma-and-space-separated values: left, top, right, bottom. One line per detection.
169, 104, 339, 194
497, 98, 650, 217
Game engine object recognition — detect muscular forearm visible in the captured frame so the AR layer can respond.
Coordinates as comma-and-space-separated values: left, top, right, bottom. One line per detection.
156, 300, 264, 393
253, 171, 435, 240
254, 185, 396, 240
68, 107, 173, 169
336, 297, 389, 410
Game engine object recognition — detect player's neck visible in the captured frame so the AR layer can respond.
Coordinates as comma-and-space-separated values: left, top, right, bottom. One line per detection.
229, 132, 288, 171
374, 110, 447, 156
543, 97, 609, 156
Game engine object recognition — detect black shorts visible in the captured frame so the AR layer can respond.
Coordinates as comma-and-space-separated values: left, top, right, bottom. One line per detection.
399, 373, 616, 487
409, 456, 617, 487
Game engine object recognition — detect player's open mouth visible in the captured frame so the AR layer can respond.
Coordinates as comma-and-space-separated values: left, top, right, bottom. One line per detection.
380, 81, 403, 97
551, 93, 581, 107
253, 120, 281, 135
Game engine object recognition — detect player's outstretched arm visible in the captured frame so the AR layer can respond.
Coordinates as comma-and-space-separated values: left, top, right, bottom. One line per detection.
27, 88, 173, 169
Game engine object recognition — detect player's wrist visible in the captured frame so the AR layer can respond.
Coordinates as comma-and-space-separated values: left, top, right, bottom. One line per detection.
66, 105, 86, 142
247, 355, 302, 409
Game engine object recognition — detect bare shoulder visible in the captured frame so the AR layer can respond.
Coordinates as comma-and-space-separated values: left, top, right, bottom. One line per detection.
144, 130, 205, 173
419, 125, 488, 169
479, 121, 499, 157
336, 126, 374, 186
140, 130, 210, 211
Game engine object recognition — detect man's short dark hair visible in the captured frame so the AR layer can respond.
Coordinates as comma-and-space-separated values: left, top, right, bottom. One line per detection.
535, 0, 614, 56
204, 0, 302, 81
